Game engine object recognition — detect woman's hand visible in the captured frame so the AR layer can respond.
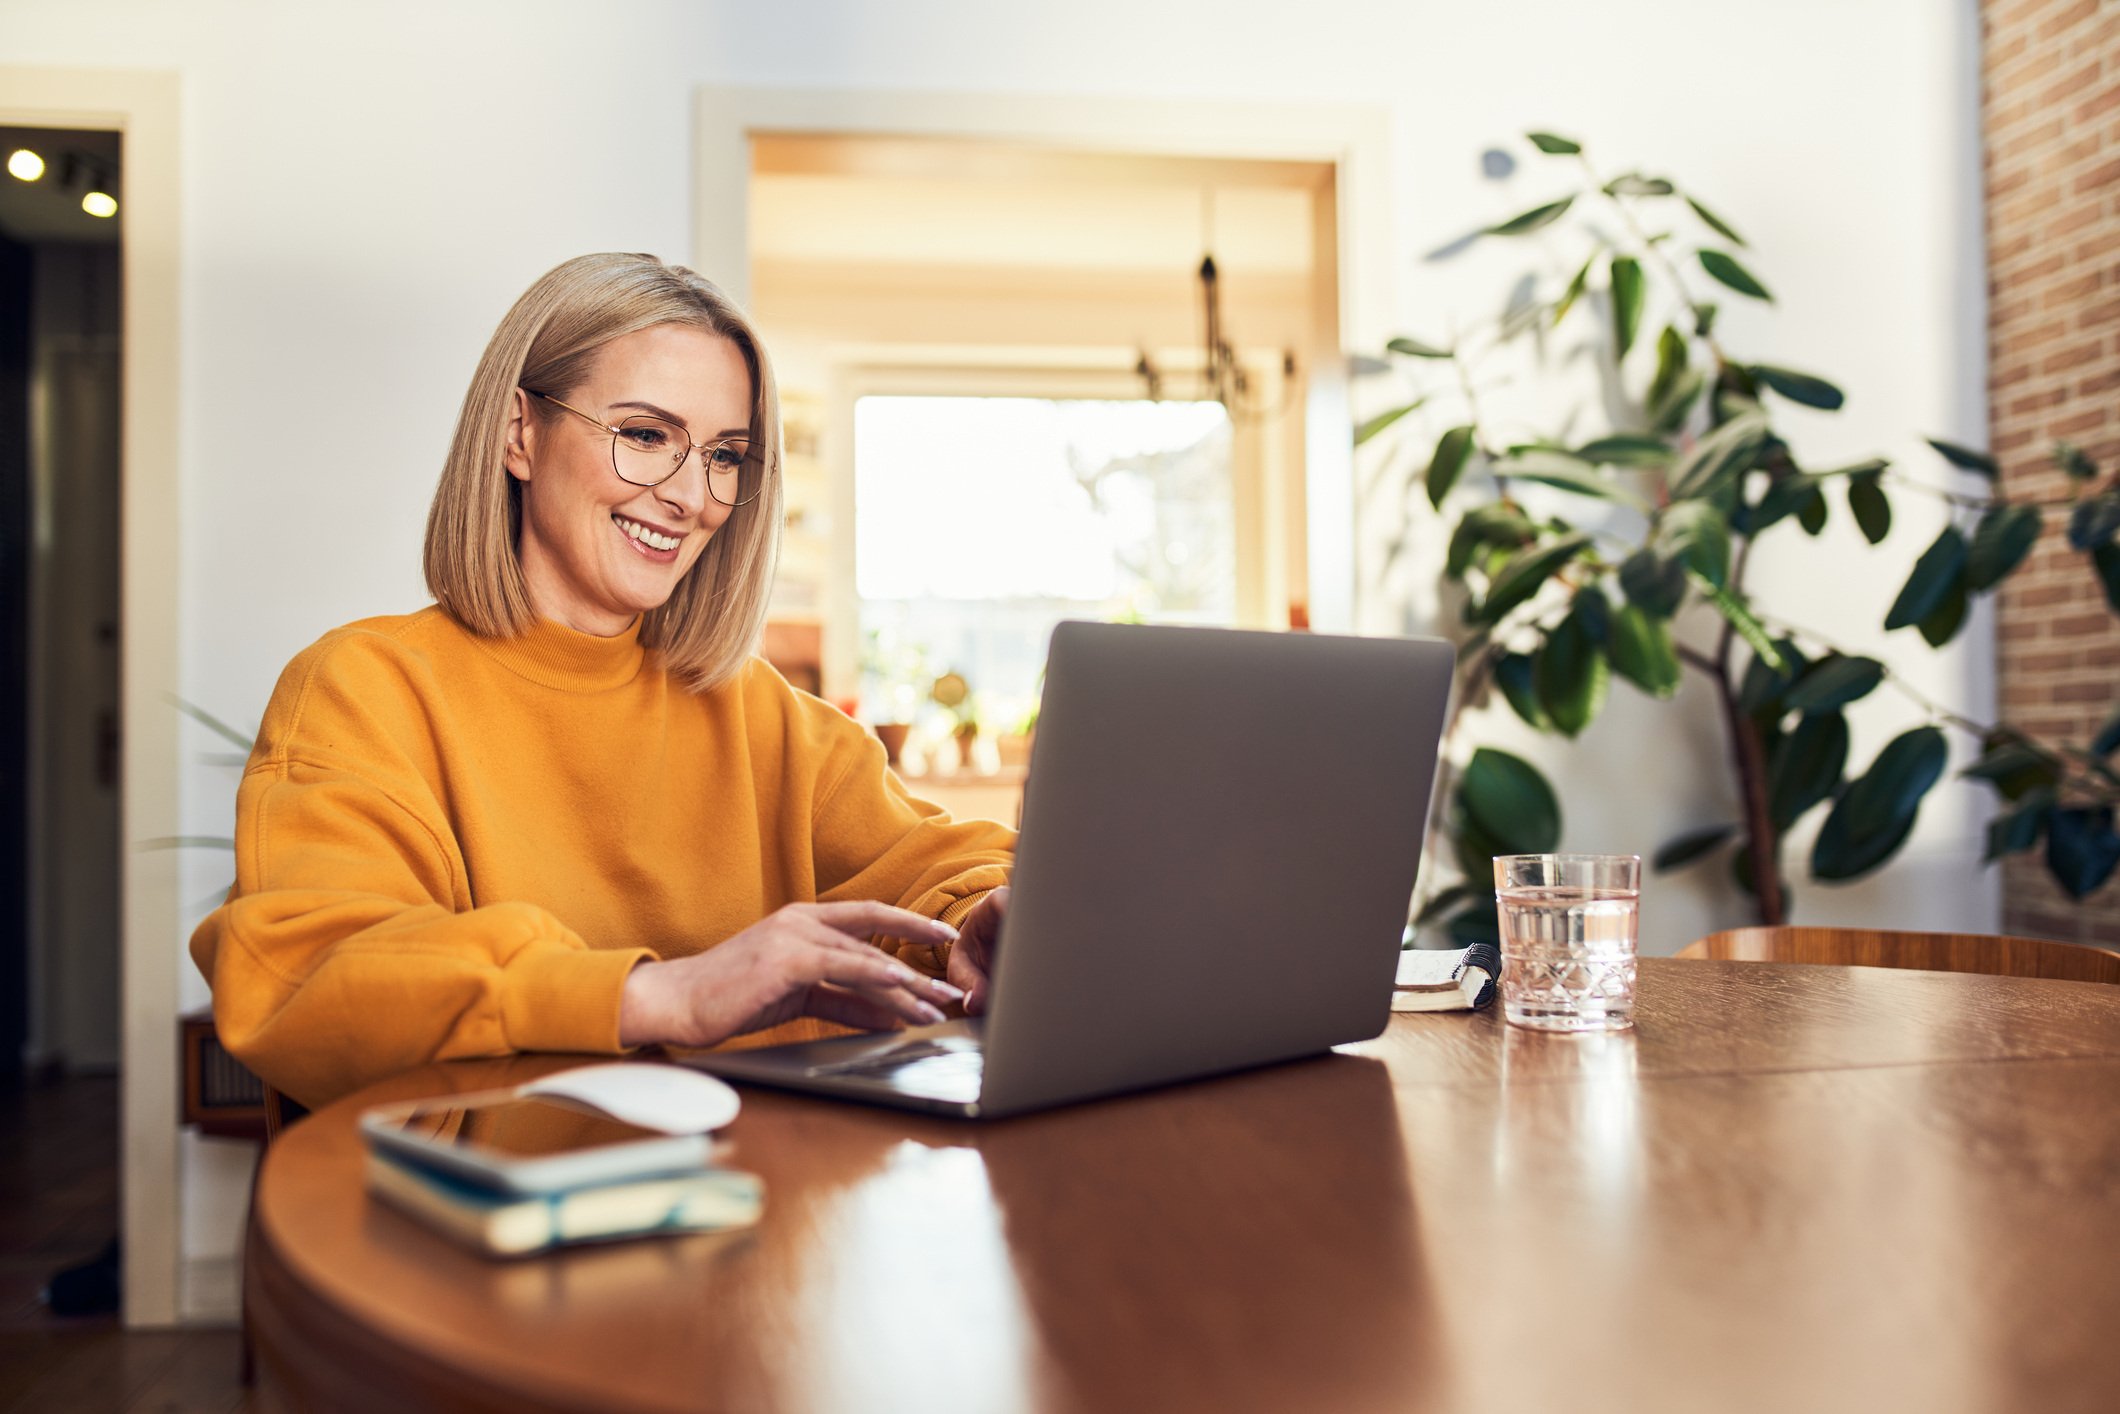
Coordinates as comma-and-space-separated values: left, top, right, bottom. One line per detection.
617, 902, 966, 1049
946, 886, 1009, 1016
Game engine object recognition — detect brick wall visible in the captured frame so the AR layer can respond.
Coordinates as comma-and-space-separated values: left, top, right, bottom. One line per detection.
1984, 0, 2120, 945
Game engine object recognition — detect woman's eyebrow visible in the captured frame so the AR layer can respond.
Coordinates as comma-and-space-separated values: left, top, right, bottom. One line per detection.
607, 399, 750, 439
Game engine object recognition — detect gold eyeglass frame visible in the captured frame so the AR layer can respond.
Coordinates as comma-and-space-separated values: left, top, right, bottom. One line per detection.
525, 388, 768, 507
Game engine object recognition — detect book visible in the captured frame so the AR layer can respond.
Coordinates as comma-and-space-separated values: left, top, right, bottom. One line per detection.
365, 1147, 764, 1257
1391, 943, 1500, 1012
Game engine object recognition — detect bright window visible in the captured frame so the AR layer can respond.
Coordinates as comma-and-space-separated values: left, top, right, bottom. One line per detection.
854, 395, 1235, 734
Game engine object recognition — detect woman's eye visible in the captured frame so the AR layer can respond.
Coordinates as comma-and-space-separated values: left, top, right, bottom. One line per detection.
709, 444, 747, 470
621, 426, 671, 450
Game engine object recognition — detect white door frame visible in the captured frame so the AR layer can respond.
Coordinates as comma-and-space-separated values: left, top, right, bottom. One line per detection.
0, 66, 182, 1328
692, 87, 1391, 634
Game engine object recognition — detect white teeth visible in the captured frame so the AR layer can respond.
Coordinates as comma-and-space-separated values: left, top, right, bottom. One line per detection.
615, 515, 680, 551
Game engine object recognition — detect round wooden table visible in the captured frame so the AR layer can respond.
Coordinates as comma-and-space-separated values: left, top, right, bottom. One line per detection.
246, 958, 2120, 1414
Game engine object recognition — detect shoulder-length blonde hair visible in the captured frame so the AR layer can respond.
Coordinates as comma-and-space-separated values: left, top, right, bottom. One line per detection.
423, 252, 783, 693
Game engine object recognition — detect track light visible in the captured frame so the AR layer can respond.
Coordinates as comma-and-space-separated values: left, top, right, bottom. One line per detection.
82, 189, 117, 218
6, 148, 44, 182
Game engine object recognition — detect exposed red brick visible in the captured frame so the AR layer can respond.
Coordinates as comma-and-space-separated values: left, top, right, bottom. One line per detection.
2036, 0, 2101, 43
2040, 340, 2106, 374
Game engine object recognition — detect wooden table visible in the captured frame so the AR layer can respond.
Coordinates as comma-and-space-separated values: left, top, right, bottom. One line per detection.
246, 959, 2120, 1414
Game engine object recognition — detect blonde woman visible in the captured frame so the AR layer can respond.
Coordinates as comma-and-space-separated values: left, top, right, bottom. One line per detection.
192, 254, 1013, 1108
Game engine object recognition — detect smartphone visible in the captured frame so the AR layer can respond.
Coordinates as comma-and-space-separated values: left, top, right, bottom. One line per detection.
359, 1089, 715, 1194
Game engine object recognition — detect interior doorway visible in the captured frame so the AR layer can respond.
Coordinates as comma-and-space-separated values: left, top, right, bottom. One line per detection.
0, 121, 125, 1313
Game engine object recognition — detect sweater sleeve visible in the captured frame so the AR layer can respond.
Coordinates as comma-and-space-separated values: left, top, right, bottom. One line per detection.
188, 640, 652, 1109
802, 697, 1016, 977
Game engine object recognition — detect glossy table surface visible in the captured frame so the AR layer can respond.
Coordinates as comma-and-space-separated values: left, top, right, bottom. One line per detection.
247, 958, 2120, 1414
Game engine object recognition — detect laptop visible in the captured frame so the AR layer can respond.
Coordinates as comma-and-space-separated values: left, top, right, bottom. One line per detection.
686, 620, 1455, 1119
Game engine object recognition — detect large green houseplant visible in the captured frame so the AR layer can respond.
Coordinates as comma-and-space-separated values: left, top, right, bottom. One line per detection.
1363, 133, 2120, 944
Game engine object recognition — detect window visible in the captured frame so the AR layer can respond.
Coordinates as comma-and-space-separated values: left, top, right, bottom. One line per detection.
854, 395, 1234, 735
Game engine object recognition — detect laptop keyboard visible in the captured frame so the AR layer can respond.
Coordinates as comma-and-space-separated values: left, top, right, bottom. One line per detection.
806, 1038, 984, 1102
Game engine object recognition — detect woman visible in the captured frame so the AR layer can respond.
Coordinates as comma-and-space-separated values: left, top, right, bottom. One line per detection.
192, 253, 1015, 1108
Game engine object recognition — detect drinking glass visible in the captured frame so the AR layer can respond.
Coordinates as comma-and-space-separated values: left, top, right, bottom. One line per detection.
1492, 854, 1641, 1032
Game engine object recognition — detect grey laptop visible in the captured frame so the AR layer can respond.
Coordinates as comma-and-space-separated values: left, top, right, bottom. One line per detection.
685, 620, 1455, 1119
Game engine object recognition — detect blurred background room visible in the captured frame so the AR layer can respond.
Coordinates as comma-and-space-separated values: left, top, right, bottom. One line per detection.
3, 0, 2115, 1387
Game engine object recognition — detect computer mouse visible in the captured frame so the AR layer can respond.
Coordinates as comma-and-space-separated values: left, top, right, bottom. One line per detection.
519, 1062, 741, 1135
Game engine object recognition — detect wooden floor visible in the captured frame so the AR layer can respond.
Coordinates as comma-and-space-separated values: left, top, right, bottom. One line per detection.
0, 1075, 251, 1413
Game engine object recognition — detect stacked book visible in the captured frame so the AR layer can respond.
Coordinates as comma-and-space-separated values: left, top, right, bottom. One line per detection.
365, 1147, 764, 1258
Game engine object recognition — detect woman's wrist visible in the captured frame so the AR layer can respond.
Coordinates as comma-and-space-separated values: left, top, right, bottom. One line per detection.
617, 959, 668, 1048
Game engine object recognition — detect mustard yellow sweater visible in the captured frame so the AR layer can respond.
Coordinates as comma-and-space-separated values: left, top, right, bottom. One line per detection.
191, 608, 1015, 1107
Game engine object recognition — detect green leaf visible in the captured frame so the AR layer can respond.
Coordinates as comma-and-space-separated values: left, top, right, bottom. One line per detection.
1444, 903, 1503, 948
1962, 739, 2063, 802
1576, 434, 1672, 467
1768, 711, 1849, 830
1653, 824, 1737, 872
2046, 807, 2120, 899
1848, 474, 1892, 544
1488, 196, 1576, 236
1527, 132, 1581, 155
1984, 789, 2055, 863
2095, 706, 2120, 757
1670, 411, 1769, 500
2055, 442, 2097, 481
1459, 747, 1562, 854
1425, 425, 1478, 508
2097, 542, 2120, 613
1885, 525, 1969, 630
1750, 364, 1845, 411
2067, 494, 2120, 551
1473, 532, 1593, 625
1607, 604, 1681, 698
1796, 485, 1829, 536
1534, 599, 1611, 738
1651, 368, 1706, 435
1662, 500, 1732, 587
1684, 194, 1746, 246
1917, 576, 1969, 647
1647, 326, 1688, 414
166, 694, 257, 752
1737, 637, 1808, 714
1926, 438, 1998, 479
1496, 451, 1651, 509
1610, 257, 1644, 361
1354, 399, 1424, 446
1619, 546, 1688, 618
1446, 503, 1535, 580
1493, 651, 1552, 731
1750, 473, 1827, 535
1553, 252, 1597, 327
1387, 336, 1452, 359
1689, 570, 1783, 670
1965, 503, 2042, 592
1782, 655, 1885, 714
1810, 726, 1949, 881
1605, 173, 1674, 197
1700, 249, 1772, 302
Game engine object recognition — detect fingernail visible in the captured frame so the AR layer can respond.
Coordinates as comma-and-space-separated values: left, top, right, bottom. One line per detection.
935, 921, 960, 939
929, 979, 964, 1001
917, 1002, 945, 1024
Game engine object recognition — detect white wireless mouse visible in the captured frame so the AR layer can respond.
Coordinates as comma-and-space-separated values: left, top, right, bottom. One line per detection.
519, 1062, 742, 1135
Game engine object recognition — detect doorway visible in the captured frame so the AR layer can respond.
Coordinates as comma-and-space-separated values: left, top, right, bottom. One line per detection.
0, 121, 124, 1315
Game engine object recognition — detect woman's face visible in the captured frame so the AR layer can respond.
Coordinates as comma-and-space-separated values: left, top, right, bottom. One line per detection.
506, 323, 753, 636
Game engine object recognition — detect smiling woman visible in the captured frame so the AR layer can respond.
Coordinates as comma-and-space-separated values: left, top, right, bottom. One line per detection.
190, 254, 1015, 1107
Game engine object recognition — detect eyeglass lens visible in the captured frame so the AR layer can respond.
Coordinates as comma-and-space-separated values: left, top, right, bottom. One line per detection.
611, 415, 761, 507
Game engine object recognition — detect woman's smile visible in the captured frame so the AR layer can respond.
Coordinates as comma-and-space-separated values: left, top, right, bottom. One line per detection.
612, 511, 686, 560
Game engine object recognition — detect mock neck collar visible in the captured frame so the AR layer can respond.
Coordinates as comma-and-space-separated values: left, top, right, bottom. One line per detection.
470, 613, 648, 692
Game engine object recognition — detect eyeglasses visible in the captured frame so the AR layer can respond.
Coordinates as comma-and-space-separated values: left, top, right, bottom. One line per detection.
526, 389, 768, 507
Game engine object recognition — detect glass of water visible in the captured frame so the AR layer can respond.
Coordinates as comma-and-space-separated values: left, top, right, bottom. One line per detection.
1493, 854, 1641, 1032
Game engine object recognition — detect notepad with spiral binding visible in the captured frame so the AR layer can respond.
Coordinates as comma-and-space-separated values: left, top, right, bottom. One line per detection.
1391, 943, 1501, 1012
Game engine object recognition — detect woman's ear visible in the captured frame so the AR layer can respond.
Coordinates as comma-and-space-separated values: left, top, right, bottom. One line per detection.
503, 387, 536, 483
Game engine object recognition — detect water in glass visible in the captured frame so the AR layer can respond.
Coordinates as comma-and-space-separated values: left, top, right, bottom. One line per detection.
1497, 885, 1639, 1031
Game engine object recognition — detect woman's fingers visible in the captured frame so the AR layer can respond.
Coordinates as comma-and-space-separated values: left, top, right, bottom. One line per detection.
802, 983, 922, 1033
805, 900, 959, 947
795, 918, 963, 1007
793, 924, 955, 1025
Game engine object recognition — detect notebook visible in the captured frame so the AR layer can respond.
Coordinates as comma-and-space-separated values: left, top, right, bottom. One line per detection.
688, 620, 1455, 1119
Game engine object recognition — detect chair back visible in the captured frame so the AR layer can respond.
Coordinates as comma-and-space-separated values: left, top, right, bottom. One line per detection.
1677, 926, 2120, 985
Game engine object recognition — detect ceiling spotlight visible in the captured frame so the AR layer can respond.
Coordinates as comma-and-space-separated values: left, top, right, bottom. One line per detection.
6, 148, 44, 182
82, 189, 117, 219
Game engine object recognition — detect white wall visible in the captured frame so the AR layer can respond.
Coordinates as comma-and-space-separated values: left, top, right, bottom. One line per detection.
0, 0, 1989, 1309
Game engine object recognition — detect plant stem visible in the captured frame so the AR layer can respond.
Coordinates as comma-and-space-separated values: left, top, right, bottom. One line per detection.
1717, 664, 1786, 925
